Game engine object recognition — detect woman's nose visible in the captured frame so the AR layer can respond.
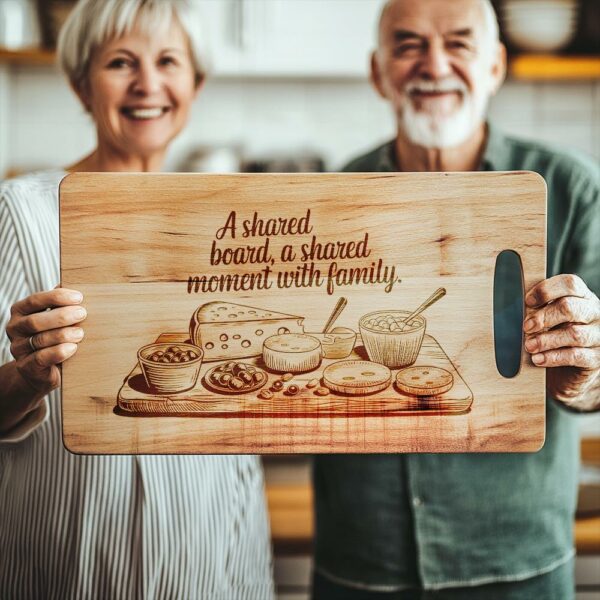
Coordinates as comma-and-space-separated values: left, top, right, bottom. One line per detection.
131, 63, 162, 95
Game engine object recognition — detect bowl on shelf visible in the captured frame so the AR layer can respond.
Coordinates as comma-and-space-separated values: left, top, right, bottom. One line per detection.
501, 0, 579, 52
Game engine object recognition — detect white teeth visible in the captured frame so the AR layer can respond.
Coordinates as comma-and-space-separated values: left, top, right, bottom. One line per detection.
407, 79, 467, 95
126, 108, 164, 119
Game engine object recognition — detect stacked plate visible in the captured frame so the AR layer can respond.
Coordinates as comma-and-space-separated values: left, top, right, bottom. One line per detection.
501, 0, 579, 52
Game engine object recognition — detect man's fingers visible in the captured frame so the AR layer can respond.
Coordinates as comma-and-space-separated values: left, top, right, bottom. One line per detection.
525, 323, 600, 354
531, 346, 600, 369
10, 326, 84, 359
8, 305, 87, 338
525, 274, 591, 307
523, 296, 599, 334
10, 288, 83, 317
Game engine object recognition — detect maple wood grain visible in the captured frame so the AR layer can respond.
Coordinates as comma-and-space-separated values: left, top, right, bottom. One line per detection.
59, 172, 546, 454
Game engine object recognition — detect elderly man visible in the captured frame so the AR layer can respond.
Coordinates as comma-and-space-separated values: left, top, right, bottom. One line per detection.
313, 0, 600, 598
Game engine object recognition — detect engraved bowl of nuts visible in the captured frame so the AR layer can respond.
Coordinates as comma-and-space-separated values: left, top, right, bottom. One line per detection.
359, 310, 425, 368
138, 343, 203, 394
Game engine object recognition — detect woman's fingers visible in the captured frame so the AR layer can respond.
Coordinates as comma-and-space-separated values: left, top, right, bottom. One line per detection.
7, 305, 87, 340
10, 288, 83, 317
30, 343, 78, 367
15, 344, 78, 393
5, 288, 85, 394
10, 326, 84, 360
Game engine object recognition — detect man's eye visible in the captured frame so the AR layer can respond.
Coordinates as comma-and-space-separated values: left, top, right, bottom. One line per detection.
394, 44, 422, 56
447, 41, 471, 51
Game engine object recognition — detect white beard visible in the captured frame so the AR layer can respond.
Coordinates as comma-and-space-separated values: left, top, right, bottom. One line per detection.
398, 78, 490, 149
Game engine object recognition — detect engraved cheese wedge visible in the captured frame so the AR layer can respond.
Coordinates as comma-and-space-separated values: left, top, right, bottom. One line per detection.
189, 301, 304, 362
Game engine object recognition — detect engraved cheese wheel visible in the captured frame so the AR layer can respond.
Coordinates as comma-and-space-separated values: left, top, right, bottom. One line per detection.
322, 360, 391, 395
395, 366, 454, 396
263, 333, 322, 373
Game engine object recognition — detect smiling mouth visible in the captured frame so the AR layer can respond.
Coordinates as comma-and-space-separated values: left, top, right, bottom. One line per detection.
120, 107, 170, 120
410, 90, 463, 99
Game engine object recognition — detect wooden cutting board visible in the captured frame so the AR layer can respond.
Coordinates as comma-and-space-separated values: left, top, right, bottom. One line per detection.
60, 172, 546, 454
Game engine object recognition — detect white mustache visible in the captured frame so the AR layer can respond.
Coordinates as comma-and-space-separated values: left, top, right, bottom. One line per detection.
405, 78, 469, 94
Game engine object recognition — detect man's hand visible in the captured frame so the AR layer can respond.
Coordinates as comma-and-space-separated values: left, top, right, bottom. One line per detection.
524, 274, 600, 409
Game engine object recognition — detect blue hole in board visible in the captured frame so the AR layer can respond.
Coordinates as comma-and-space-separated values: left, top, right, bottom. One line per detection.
493, 250, 524, 378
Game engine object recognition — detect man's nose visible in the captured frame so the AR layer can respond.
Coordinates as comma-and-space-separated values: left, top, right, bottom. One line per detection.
131, 63, 162, 95
419, 44, 453, 79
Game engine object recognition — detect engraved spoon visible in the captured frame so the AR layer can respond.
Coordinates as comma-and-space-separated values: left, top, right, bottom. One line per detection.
323, 297, 348, 333
398, 287, 446, 331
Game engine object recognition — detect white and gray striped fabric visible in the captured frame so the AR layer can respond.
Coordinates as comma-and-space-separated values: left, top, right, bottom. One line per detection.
0, 171, 274, 600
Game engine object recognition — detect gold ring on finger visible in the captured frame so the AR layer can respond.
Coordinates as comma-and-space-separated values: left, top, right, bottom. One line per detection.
28, 335, 38, 352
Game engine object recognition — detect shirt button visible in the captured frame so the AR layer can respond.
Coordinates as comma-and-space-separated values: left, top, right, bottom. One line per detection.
413, 497, 423, 507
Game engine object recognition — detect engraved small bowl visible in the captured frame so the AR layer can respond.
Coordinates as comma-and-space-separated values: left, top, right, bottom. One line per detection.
138, 342, 203, 394
359, 311, 426, 369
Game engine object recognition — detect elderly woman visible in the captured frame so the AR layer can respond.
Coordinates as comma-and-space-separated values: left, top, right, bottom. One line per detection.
0, 1, 273, 597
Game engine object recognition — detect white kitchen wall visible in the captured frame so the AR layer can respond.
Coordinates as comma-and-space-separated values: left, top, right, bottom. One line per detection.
3, 65, 599, 175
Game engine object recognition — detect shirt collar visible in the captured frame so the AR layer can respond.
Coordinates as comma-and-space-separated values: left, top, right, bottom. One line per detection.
376, 122, 510, 172
481, 123, 511, 171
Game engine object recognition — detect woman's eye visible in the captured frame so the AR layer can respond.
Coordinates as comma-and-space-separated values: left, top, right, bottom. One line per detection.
107, 58, 130, 69
159, 56, 177, 66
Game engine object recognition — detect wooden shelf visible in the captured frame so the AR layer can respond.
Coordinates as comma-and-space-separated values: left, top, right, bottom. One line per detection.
0, 47, 56, 66
267, 484, 313, 556
510, 54, 600, 80
575, 515, 600, 556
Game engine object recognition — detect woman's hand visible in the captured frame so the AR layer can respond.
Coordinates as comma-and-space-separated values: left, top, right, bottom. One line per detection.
6, 288, 87, 396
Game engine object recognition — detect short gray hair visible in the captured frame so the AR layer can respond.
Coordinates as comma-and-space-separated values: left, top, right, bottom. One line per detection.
480, 0, 500, 49
377, 0, 500, 53
57, 0, 209, 90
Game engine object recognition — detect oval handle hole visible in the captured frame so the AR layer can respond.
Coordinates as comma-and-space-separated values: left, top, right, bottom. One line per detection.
493, 249, 524, 378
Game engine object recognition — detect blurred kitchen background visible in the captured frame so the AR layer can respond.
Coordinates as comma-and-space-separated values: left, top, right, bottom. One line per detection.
1, 1, 599, 598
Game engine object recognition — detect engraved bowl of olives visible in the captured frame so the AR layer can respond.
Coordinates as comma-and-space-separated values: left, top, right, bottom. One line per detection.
138, 343, 203, 394
204, 361, 268, 394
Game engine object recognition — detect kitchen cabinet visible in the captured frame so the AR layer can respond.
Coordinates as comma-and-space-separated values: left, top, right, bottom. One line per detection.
197, 0, 384, 77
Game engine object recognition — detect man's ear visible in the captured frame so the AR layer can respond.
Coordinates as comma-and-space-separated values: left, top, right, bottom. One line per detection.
370, 51, 388, 100
489, 42, 507, 96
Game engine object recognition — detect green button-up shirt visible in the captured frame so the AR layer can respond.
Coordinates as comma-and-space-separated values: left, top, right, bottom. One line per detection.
313, 124, 600, 591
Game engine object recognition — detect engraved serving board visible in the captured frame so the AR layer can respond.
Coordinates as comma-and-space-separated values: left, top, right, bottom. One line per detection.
117, 333, 473, 416
60, 172, 546, 454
